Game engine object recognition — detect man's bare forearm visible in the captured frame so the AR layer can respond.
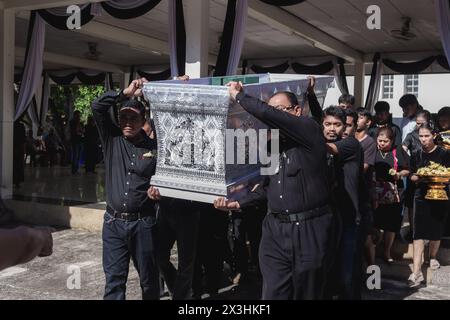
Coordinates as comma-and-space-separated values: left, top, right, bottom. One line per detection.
0, 227, 52, 271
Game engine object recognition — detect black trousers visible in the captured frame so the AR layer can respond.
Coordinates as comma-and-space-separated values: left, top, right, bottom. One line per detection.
193, 207, 229, 297
259, 211, 337, 300
156, 199, 200, 300
230, 213, 249, 276
102, 212, 159, 300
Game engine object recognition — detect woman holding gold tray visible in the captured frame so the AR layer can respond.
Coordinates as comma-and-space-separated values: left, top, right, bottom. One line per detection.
409, 123, 450, 288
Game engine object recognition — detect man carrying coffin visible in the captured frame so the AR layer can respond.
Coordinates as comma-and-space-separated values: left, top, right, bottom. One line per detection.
214, 81, 337, 300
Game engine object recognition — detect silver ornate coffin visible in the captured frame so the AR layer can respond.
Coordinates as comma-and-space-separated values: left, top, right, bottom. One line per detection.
143, 74, 333, 203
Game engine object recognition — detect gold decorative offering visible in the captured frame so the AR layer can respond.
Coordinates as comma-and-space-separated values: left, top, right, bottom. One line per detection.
416, 162, 450, 200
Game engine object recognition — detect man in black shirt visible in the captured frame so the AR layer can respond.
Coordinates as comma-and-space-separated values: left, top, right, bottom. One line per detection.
368, 101, 402, 147
92, 78, 160, 300
322, 106, 366, 299
214, 82, 335, 300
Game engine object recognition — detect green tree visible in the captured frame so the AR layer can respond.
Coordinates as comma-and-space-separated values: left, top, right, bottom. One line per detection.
73, 85, 105, 122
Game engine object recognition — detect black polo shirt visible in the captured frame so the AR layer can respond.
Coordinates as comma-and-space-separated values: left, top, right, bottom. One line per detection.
235, 92, 330, 214
92, 90, 157, 214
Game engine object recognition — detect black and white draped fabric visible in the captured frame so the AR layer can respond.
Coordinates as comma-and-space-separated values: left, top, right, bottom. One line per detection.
28, 97, 40, 130
137, 69, 171, 81
364, 53, 383, 111
250, 61, 290, 74
101, 0, 162, 19
37, 4, 97, 30
48, 70, 107, 86
291, 60, 334, 75
259, 0, 307, 6
39, 73, 50, 126
332, 57, 349, 95
383, 56, 436, 74
14, 12, 45, 121
435, 0, 450, 68
226, 0, 247, 75
168, 0, 186, 77
214, 0, 248, 76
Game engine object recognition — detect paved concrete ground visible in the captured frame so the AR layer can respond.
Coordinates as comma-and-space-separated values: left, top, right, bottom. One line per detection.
0, 228, 449, 300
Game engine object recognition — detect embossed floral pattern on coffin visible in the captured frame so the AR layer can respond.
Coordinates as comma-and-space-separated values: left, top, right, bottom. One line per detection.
143, 74, 333, 203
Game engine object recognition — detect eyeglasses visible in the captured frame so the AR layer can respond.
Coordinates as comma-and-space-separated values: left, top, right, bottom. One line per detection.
274, 105, 295, 111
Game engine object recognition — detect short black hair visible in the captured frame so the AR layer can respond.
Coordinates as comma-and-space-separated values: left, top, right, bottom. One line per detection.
418, 122, 438, 135
345, 109, 358, 126
374, 101, 390, 113
356, 107, 373, 122
438, 106, 450, 118
269, 91, 299, 106
338, 94, 355, 106
399, 94, 418, 108
417, 110, 432, 123
323, 106, 346, 124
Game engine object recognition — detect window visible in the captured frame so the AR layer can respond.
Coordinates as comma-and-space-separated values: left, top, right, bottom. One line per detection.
382, 75, 394, 99
404, 74, 419, 97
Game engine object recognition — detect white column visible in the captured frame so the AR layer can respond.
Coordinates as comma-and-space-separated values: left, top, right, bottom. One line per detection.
184, 0, 209, 78
0, 8, 15, 198
354, 62, 365, 108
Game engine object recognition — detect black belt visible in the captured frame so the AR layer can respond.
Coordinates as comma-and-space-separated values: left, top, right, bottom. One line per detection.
271, 205, 331, 223
106, 206, 154, 221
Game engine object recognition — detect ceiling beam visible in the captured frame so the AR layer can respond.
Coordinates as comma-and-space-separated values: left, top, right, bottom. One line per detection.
4, 0, 105, 11
16, 46, 126, 73
247, 0, 363, 63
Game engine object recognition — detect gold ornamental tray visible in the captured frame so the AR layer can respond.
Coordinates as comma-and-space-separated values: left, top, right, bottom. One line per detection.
417, 174, 450, 200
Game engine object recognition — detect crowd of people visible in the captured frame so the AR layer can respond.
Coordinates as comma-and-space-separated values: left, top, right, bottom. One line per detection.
12, 112, 102, 188
6, 74, 449, 300
90, 75, 450, 300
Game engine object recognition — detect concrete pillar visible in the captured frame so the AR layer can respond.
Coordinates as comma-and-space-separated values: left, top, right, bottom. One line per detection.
120, 72, 130, 89
354, 61, 365, 108
0, 8, 15, 198
184, 0, 209, 78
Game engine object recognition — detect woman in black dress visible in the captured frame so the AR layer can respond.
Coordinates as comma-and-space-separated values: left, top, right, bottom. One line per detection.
373, 127, 410, 263
402, 110, 431, 239
409, 123, 450, 287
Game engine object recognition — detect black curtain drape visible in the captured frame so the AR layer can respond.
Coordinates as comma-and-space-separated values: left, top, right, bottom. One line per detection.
260, 0, 307, 6
250, 61, 290, 74
137, 69, 171, 81
49, 71, 106, 86
365, 53, 381, 110
37, 5, 94, 30
31, 96, 39, 124
383, 56, 436, 74
75, 72, 106, 85
129, 65, 136, 85
437, 55, 450, 71
241, 59, 248, 75
337, 57, 349, 95
39, 72, 47, 125
291, 61, 334, 75
175, 0, 186, 76
214, 0, 237, 76
107, 72, 114, 89
101, 0, 162, 19
49, 73, 77, 85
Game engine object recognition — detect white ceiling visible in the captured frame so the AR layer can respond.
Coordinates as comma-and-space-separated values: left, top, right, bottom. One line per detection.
13, 0, 444, 72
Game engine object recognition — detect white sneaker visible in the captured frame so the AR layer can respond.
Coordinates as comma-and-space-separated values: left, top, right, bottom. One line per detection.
430, 259, 440, 270
408, 272, 425, 288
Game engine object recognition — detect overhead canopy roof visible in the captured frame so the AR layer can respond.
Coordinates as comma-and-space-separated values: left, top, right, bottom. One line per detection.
8, 0, 448, 75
